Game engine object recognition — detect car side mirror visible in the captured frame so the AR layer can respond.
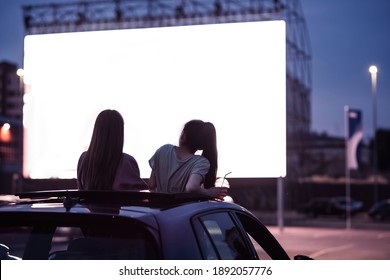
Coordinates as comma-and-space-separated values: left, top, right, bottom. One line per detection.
0, 243, 20, 260
0, 243, 11, 260
294, 254, 313, 260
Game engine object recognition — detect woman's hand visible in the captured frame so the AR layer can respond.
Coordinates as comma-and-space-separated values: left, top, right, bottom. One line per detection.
206, 186, 228, 200
185, 174, 228, 200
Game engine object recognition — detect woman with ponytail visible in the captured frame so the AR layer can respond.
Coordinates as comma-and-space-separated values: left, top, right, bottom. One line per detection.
148, 119, 227, 199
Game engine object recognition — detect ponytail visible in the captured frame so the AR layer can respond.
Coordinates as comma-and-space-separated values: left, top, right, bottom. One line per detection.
182, 120, 218, 188
201, 122, 218, 188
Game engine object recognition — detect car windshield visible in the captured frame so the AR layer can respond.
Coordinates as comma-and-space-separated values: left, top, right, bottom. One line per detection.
0, 213, 159, 260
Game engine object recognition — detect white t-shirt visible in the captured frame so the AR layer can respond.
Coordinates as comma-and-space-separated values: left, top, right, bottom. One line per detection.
149, 144, 210, 193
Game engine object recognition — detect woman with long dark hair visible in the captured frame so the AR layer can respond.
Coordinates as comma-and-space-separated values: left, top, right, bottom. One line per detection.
77, 109, 146, 190
148, 119, 227, 198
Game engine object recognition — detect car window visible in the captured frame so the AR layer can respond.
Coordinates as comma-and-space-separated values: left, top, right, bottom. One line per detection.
0, 217, 159, 260
235, 212, 289, 260
196, 212, 253, 260
49, 229, 154, 260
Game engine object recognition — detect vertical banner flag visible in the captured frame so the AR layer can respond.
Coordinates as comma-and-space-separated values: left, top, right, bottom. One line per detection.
346, 108, 363, 170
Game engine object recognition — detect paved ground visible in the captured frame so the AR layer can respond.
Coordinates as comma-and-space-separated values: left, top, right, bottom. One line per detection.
268, 226, 390, 260
251, 210, 390, 260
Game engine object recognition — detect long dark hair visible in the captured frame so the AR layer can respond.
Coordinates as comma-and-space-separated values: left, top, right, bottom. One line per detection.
80, 109, 124, 190
182, 120, 218, 188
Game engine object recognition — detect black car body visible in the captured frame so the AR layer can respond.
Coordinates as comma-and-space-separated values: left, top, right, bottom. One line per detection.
301, 196, 364, 218
368, 199, 390, 221
0, 190, 309, 260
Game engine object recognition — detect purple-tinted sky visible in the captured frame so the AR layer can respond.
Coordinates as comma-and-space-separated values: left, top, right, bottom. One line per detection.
301, 0, 390, 140
1, 0, 389, 141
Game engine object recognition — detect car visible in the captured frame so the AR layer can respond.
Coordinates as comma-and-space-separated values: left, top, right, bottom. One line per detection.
300, 196, 364, 218
0, 189, 311, 260
368, 199, 390, 221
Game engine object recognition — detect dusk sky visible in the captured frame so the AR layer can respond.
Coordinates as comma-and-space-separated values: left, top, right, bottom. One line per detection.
1, 0, 389, 141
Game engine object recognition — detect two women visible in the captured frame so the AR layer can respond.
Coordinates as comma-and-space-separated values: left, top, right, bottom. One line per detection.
78, 112, 226, 199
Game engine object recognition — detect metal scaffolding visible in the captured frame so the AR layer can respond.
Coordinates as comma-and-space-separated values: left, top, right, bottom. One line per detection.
22, 0, 312, 178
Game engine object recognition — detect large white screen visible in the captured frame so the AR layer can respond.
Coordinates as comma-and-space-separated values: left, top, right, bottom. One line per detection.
23, 20, 286, 179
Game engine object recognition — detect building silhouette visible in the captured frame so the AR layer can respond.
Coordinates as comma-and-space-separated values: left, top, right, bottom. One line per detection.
0, 61, 23, 193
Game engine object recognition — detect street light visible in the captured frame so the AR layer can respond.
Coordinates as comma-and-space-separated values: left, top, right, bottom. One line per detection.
15, 68, 25, 194
16, 68, 24, 77
16, 68, 24, 94
369, 65, 378, 203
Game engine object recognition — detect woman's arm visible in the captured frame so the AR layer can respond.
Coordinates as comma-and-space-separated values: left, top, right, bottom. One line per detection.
185, 174, 227, 198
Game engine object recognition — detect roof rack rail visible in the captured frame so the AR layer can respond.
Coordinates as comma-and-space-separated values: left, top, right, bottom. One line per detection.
16, 189, 211, 207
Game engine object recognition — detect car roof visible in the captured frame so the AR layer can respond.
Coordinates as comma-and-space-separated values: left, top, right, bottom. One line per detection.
2, 190, 209, 209
0, 190, 247, 224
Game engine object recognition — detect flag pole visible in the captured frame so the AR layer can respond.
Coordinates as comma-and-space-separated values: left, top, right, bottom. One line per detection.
277, 176, 284, 233
344, 106, 351, 229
